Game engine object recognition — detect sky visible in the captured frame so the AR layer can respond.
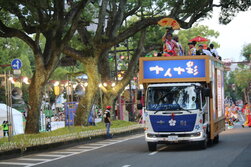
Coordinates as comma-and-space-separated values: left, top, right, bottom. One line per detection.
198, 8, 251, 61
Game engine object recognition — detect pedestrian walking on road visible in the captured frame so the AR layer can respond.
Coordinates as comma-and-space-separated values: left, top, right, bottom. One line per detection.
104, 106, 112, 138
1, 121, 9, 137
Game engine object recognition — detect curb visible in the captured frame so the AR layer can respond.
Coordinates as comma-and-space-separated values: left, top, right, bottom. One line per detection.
0, 125, 144, 160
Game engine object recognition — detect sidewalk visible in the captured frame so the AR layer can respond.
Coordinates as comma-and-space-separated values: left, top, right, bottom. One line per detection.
0, 124, 144, 160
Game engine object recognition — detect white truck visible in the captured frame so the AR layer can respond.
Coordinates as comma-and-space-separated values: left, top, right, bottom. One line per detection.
138, 55, 225, 151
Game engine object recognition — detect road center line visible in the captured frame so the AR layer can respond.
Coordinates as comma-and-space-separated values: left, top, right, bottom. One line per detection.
148, 146, 168, 156
0, 162, 34, 166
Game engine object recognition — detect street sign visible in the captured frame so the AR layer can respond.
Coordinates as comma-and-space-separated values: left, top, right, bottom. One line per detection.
11, 59, 22, 70
13, 70, 21, 75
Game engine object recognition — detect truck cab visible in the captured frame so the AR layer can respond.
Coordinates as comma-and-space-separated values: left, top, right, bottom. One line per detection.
144, 83, 210, 151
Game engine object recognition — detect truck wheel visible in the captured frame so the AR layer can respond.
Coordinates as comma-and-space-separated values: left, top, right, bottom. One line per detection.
148, 142, 157, 152
198, 139, 207, 149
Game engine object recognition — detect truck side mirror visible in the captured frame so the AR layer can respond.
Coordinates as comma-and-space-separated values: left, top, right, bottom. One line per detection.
137, 103, 143, 110
137, 90, 142, 100
204, 88, 210, 97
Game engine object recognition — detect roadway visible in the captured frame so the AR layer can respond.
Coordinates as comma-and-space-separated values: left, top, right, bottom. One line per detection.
0, 124, 251, 167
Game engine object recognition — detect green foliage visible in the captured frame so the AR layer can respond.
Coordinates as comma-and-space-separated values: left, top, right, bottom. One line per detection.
177, 24, 220, 55
233, 68, 251, 91
20, 54, 33, 78
224, 72, 243, 101
241, 43, 251, 61
50, 67, 70, 80
219, 0, 251, 24
0, 38, 33, 74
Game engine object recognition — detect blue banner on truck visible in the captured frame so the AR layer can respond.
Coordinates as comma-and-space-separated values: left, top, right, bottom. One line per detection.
143, 59, 206, 79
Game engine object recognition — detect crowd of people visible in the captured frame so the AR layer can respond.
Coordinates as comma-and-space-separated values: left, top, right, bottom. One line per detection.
225, 103, 251, 129
161, 28, 221, 59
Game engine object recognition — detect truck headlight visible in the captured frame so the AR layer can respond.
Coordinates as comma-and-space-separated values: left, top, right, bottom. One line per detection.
147, 133, 156, 138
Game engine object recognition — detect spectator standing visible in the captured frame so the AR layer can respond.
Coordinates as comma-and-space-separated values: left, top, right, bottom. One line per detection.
104, 106, 112, 138
229, 104, 239, 122
1, 121, 9, 137
242, 103, 251, 128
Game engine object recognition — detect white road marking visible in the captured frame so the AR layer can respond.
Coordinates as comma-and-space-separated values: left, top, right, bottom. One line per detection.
0, 162, 34, 166
18, 158, 49, 161
25, 134, 144, 167
97, 141, 115, 144
65, 148, 89, 151
86, 143, 107, 146
76, 146, 93, 149
149, 151, 158, 156
51, 151, 78, 154
148, 146, 168, 156
122, 165, 131, 167
34, 154, 63, 157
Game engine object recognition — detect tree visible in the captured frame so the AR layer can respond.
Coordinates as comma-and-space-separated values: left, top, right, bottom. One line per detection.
233, 68, 251, 104
64, 0, 251, 125
0, 38, 33, 75
0, 0, 88, 133
241, 43, 251, 61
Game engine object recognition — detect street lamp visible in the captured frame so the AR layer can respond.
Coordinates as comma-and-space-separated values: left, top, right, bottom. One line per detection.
22, 77, 29, 84
103, 82, 108, 87
83, 82, 88, 87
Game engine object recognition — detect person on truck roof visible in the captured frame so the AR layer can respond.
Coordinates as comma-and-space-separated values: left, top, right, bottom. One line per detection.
173, 35, 184, 56
196, 44, 213, 56
187, 41, 197, 56
163, 33, 178, 57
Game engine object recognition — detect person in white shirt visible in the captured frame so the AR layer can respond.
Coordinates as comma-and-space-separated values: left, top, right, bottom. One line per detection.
196, 44, 213, 56
209, 44, 219, 58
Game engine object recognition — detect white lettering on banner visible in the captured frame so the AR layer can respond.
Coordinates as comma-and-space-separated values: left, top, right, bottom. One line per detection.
193, 66, 199, 75
186, 61, 199, 76
174, 67, 185, 75
148, 61, 200, 78
164, 68, 172, 77
149, 66, 164, 74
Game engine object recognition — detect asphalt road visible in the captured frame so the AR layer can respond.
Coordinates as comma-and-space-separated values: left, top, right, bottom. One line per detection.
1, 124, 251, 167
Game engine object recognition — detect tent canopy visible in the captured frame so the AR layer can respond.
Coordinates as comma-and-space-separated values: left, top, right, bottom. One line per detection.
0, 103, 24, 135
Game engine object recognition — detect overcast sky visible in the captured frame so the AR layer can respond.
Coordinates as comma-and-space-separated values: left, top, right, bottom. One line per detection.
198, 8, 251, 62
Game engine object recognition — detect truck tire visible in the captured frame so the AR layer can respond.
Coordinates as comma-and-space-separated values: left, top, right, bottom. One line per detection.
213, 135, 219, 144
198, 139, 207, 149
148, 142, 157, 152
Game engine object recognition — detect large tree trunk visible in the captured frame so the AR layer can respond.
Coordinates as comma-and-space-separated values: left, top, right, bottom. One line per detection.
75, 57, 100, 125
244, 88, 248, 103
103, 92, 117, 119
25, 70, 46, 134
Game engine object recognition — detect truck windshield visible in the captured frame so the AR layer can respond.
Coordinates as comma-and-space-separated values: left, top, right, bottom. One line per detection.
146, 85, 200, 111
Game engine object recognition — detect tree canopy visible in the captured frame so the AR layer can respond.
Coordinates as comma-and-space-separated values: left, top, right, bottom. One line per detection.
241, 43, 251, 61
